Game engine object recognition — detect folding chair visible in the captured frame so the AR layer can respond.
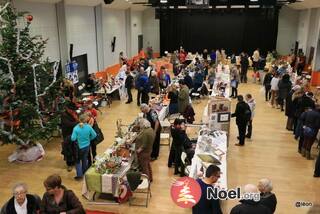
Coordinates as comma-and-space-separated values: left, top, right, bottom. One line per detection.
129, 174, 152, 208
160, 119, 171, 146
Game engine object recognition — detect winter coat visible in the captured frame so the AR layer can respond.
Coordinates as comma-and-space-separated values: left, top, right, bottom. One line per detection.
246, 98, 256, 119
230, 200, 272, 214
231, 101, 251, 126
278, 80, 292, 99
263, 73, 273, 87
260, 192, 277, 213
184, 74, 193, 89
178, 85, 190, 114
61, 111, 78, 140
2, 194, 40, 214
285, 90, 295, 117
149, 75, 160, 94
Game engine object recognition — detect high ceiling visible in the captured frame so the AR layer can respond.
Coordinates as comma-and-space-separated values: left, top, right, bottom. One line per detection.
19, 0, 320, 11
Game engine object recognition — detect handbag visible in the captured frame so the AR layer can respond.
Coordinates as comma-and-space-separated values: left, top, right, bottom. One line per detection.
92, 122, 104, 146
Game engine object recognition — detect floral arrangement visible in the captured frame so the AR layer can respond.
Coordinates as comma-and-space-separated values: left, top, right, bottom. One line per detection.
94, 152, 122, 174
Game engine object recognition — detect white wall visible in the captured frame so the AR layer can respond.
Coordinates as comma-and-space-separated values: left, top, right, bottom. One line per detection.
297, 9, 311, 54
142, 8, 160, 55
103, 9, 127, 67
305, 8, 320, 66
130, 10, 143, 57
65, 5, 98, 74
13, 0, 60, 62
277, 6, 299, 55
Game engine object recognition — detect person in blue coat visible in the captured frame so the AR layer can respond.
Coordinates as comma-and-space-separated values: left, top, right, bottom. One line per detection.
138, 71, 150, 105
71, 113, 97, 180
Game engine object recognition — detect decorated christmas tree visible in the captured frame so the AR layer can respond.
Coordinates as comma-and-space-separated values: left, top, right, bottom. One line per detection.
0, 0, 62, 146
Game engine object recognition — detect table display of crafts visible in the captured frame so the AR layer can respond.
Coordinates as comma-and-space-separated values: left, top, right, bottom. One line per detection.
197, 127, 226, 165
149, 94, 170, 111
93, 130, 137, 175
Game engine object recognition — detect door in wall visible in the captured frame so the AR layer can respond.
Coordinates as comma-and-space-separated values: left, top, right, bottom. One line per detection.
138, 34, 143, 52
294, 41, 299, 56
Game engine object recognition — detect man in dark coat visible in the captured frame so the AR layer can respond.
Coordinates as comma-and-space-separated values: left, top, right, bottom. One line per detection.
277, 74, 292, 111
231, 184, 271, 214
240, 53, 249, 83
2, 183, 40, 214
232, 95, 251, 146
125, 70, 133, 104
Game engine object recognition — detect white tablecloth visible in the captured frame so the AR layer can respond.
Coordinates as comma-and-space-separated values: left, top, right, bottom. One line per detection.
158, 105, 169, 122
189, 131, 228, 189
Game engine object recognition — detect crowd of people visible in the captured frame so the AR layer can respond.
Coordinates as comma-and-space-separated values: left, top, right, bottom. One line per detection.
259, 53, 320, 177
3, 45, 319, 214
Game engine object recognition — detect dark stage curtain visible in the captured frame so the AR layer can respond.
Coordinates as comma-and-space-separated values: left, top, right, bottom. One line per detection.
160, 9, 279, 56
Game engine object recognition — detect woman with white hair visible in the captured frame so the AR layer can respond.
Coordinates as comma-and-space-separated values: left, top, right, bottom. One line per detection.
1, 183, 40, 214
135, 118, 155, 182
258, 178, 277, 213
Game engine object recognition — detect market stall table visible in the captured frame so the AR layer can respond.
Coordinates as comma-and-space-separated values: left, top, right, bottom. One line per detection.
82, 132, 138, 202
189, 130, 228, 189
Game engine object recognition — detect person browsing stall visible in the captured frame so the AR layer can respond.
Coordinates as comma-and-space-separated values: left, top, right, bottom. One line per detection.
135, 118, 155, 182
232, 95, 251, 146
178, 79, 190, 114
140, 104, 162, 161
71, 113, 97, 180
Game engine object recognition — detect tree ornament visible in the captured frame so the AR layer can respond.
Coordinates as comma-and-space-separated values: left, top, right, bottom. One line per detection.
26, 14, 33, 22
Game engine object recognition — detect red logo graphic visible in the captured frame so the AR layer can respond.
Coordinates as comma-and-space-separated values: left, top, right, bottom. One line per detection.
171, 177, 202, 208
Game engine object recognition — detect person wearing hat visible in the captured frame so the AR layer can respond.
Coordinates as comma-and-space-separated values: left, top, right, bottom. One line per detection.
60, 102, 79, 172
